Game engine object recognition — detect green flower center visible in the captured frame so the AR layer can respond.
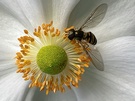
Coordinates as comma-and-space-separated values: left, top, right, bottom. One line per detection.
36, 45, 68, 75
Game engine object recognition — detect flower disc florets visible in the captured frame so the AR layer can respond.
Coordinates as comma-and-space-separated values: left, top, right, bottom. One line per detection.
37, 45, 68, 75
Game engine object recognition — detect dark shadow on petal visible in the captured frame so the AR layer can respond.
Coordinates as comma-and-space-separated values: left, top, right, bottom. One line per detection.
17, 81, 30, 101
30, 87, 77, 101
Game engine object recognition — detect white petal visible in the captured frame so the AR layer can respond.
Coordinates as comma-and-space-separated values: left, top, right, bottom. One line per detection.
16, 0, 45, 28
74, 36, 135, 101
0, 0, 33, 30
0, 72, 29, 101
52, 0, 79, 31
0, 7, 25, 45
41, 0, 53, 23
0, 38, 18, 76
68, 0, 135, 43
94, 0, 135, 43
0, 0, 79, 31
24, 87, 77, 101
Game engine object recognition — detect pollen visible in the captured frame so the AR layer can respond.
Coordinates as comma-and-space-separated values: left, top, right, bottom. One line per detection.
15, 21, 91, 95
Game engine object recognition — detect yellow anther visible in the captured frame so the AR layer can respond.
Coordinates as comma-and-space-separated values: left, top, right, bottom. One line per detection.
25, 69, 30, 74
66, 76, 72, 82
44, 31, 48, 36
40, 80, 46, 91
44, 24, 49, 31
22, 51, 27, 56
30, 76, 35, 81
42, 23, 46, 29
78, 55, 88, 62
56, 30, 60, 36
23, 60, 31, 66
64, 26, 74, 32
48, 21, 53, 26
80, 68, 85, 73
24, 45, 29, 49
18, 38, 24, 44
74, 70, 81, 75
21, 49, 29, 53
46, 89, 49, 95
59, 85, 65, 92
38, 26, 41, 33
29, 83, 33, 88
74, 48, 83, 54
24, 77, 29, 80
34, 28, 37, 32
34, 73, 41, 85
70, 40, 76, 44
18, 64, 24, 68
16, 52, 23, 59
29, 37, 34, 42
50, 27, 54, 32
83, 63, 89, 68
74, 65, 81, 69
63, 34, 68, 39
33, 32, 40, 37
22, 74, 28, 78
75, 43, 81, 48
19, 44, 23, 48
16, 69, 21, 73
24, 30, 29, 34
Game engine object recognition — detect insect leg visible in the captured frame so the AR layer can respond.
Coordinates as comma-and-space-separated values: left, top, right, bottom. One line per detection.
78, 41, 91, 58
81, 41, 89, 49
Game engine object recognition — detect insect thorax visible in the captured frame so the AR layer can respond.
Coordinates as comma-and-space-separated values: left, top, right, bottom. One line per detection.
75, 30, 84, 41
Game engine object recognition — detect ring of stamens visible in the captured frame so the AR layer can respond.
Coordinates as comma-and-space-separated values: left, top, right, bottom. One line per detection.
16, 21, 91, 95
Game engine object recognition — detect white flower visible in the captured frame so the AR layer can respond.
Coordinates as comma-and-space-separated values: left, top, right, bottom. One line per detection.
0, 0, 135, 101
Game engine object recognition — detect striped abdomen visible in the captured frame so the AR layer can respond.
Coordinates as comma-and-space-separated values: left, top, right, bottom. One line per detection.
83, 32, 97, 45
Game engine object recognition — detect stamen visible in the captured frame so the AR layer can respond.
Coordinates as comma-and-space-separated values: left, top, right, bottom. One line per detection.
64, 26, 74, 32
15, 21, 91, 94
24, 30, 29, 34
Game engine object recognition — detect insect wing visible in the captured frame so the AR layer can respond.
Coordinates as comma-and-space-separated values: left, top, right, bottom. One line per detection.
88, 45, 104, 71
79, 41, 104, 71
81, 3, 108, 29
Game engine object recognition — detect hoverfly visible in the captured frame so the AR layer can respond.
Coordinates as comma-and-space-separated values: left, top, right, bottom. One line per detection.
65, 3, 108, 71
